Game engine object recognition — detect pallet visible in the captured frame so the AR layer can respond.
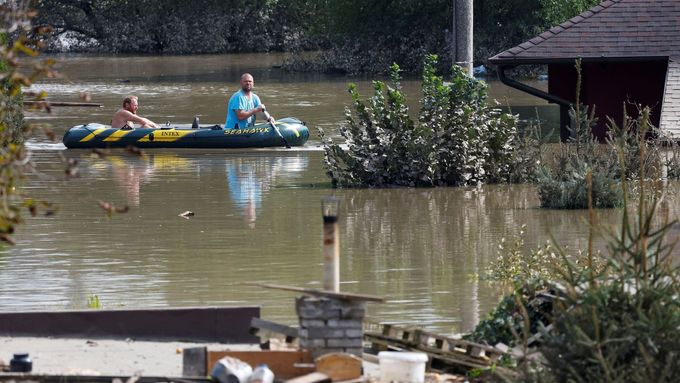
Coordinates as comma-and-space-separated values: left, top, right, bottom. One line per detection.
363, 321, 507, 372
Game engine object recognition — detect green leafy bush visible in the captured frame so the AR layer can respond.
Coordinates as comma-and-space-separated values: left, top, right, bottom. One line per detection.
536, 60, 623, 209
537, 191, 680, 381
321, 55, 523, 188
465, 281, 552, 348
0, 7, 56, 244
473, 110, 680, 381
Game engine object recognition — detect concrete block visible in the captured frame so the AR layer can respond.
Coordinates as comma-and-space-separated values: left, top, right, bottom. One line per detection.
297, 306, 324, 319
327, 338, 363, 348
300, 319, 326, 328
308, 327, 345, 338
326, 319, 362, 328
340, 307, 366, 319
345, 329, 363, 338
300, 338, 326, 348
343, 347, 363, 357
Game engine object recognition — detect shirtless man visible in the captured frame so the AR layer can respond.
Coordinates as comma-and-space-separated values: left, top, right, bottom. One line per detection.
111, 95, 159, 129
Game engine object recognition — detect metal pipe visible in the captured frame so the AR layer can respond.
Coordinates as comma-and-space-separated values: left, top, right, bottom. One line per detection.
497, 65, 573, 107
322, 197, 340, 292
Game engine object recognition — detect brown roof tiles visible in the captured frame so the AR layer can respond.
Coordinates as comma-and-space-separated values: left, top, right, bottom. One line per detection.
489, 0, 680, 64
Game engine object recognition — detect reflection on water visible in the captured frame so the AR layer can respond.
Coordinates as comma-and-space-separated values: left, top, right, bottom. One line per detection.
4, 54, 677, 335
4, 147, 678, 334
226, 156, 309, 229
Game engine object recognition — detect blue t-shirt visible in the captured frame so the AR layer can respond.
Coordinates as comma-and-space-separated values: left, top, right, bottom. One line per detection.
225, 90, 261, 129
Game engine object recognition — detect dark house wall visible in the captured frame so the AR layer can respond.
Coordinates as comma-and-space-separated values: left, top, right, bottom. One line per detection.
548, 60, 668, 141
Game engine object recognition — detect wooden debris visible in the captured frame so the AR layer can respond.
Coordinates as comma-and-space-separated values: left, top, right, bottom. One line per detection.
284, 372, 332, 383
246, 283, 385, 303
315, 353, 362, 382
207, 350, 314, 380
24, 100, 102, 107
363, 320, 508, 373
97, 200, 129, 216
250, 317, 299, 345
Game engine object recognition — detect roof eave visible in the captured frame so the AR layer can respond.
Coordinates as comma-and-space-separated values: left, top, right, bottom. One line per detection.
489, 55, 671, 66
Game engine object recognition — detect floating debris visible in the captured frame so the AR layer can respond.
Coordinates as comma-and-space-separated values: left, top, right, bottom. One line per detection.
179, 211, 195, 219
97, 201, 129, 217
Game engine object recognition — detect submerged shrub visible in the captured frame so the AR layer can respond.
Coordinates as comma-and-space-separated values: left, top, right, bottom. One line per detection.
321, 55, 523, 188
538, 180, 680, 381
475, 112, 680, 381
463, 281, 552, 347
321, 64, 434, 187
536, 60, 623, 209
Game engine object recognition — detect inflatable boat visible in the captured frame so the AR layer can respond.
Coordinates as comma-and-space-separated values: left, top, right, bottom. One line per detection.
62, 117, 309, 149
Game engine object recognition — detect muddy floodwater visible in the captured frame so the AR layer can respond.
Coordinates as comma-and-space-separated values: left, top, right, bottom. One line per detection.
2, 53, 675, 335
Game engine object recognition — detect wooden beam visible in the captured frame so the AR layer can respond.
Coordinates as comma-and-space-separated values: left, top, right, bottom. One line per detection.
250, 317, 299, 342
24, 101, 103, 107
315, 353, 362, 381
284, 372, 331, 383
245, 283, 385, 303
207, 350, 314, 380
182, 346, 207, 377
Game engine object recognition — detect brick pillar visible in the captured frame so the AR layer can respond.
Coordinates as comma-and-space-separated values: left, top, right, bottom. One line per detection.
296, 295, 365, 359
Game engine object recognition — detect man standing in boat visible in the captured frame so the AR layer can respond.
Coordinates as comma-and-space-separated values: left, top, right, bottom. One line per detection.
111, 95, 159, 129
225, 73, 275, 129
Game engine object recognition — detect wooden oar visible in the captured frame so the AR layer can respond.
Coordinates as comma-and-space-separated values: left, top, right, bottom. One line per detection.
262, 107, 291, 149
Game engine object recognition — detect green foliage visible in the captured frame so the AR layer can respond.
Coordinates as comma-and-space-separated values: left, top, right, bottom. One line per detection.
0, 78, 24, 143
321, 64, 433, 187
661, 142, 680, 179
87, 294, 103, 309
475, 107, 680, 381
475, 0, 600, 68
486, 225, 571, 284
465, 282, 552, 348
37, 0, 320, 54
36, 0, 600, 73
536, 153, 623, 209
537, 182, 680, 381
536, 60, 623, 209
0, 5, 55, 244
322, 55, 522, 188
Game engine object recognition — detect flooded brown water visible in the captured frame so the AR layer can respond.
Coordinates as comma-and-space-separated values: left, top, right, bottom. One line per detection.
1, 53, 674, 335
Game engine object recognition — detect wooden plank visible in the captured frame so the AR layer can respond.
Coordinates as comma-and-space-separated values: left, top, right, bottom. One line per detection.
0, 307, 260, 343
24, 100, 103, 107
284, 372, 332, 383
314, 353, 362, 382
0, 375, 210, 382
250, 317, 300, 339
182, 346, 207, 377
246, 283, 385, 303
207, 350, 314, 380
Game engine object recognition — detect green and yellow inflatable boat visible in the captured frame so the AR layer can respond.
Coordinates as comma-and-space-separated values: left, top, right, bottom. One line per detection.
62, 117, 309, 149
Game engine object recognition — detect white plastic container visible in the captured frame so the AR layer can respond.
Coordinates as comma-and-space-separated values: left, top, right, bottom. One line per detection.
249, 364, 274, 383
210, 356, 253, 383
378, 351, 428, 383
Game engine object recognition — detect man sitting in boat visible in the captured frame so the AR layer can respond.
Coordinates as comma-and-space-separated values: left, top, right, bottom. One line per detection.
225, 73, 275, 129
111, 95, 159, 129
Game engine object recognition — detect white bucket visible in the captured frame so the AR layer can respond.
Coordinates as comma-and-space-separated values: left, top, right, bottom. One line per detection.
378, 351, 428, 383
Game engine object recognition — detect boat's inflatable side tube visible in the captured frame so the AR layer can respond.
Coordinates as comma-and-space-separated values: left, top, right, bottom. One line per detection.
62, 118, 309, 149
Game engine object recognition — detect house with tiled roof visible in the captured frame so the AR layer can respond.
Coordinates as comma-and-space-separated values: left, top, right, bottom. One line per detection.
488, 0, 680, 141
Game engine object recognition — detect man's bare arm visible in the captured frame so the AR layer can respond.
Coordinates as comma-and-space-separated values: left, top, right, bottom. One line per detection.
117, 110, 159, 128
